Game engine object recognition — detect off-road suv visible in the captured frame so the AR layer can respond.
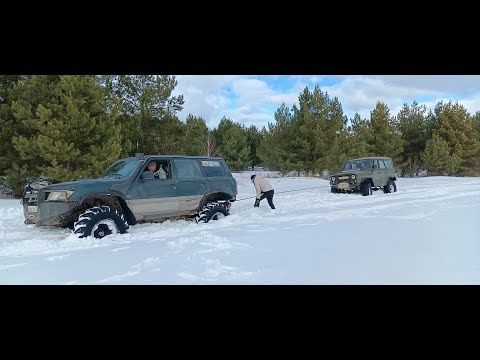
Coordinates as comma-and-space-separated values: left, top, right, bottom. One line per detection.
22, 154, 238, 238
330, 157, 397, 196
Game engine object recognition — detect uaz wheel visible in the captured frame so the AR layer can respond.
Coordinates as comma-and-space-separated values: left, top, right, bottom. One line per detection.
362, 182, 372, 196
384, 179, 397, 193
74, 205, 129, 238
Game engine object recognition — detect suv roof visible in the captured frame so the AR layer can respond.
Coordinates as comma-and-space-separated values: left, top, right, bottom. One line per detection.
348, 156, 392, 161
125, 154, 225, 161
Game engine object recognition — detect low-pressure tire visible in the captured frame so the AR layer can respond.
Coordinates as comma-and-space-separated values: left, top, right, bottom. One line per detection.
383, 179, 397, 193
362, 182, 372, 196
195, 202, 230, 223
74, 205, 129, 238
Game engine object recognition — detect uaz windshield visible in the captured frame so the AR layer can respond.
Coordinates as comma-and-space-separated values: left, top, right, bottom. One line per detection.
342, 160, 371, 171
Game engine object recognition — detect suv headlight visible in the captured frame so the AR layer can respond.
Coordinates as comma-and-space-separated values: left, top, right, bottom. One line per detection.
47, 190, 74, 201
351, 174, 356, 179
331, 176, 335, 182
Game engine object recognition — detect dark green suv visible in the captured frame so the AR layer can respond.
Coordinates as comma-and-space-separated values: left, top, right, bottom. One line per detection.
330, 157, 397, 196
23, 154, 238, 238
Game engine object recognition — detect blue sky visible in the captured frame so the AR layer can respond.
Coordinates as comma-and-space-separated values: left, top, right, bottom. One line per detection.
172, 75, 480, 129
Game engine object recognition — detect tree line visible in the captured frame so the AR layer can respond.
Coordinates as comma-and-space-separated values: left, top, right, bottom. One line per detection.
1, 75, 479, 197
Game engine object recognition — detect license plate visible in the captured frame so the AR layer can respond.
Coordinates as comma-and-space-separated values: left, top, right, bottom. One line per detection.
28, 205, 37, 213
338, 182, 350, 189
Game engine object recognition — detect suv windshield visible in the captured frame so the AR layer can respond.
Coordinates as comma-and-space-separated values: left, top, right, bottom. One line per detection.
342, 160, 371, 171
102, 160, 139, 177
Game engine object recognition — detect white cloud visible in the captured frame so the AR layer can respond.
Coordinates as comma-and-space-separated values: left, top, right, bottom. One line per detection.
458, 96, 480, 116
172, 75, 243, 128
359, 75, 480, 96
173, 75, 300, 128
172, 75, 480, 128
323, 77, 438, 119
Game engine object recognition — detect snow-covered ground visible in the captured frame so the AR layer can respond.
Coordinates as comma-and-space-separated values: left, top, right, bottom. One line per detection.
1, 173, 479, 284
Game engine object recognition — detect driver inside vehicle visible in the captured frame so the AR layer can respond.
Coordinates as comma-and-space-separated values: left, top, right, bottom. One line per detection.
145, 161, 167, 179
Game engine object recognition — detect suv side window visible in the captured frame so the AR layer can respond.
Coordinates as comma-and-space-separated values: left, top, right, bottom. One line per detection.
175, 159, 203, 179
143, 159, 171, 179
200, 160, 225, 177
378, 160, 387, 169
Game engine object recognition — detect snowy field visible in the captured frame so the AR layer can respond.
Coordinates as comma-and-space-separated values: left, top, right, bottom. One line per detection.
1, 173, 479, 285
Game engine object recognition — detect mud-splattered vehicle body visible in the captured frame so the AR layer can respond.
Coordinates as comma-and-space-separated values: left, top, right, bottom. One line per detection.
23, 154, 237, 238
330, 157, 397, 196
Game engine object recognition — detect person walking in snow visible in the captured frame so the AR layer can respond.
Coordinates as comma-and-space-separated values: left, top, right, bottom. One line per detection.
251, 174, 275, 209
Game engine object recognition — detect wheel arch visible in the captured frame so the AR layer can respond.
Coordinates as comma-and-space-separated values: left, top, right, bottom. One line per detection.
199, 192, 235, 210
361, 178, 373, 186
74, 193, 137, 225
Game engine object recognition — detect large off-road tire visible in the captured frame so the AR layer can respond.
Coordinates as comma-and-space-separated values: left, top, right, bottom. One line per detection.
195, 202, 230, 223
362, 181, 372, 196
383, 179, 397, 194
74, 205, 129, 238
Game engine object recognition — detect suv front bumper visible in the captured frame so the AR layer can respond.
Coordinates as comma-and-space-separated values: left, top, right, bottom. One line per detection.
35, 201, 78, 226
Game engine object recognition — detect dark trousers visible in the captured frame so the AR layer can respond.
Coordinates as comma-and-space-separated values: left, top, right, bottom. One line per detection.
260, 190, 275, 209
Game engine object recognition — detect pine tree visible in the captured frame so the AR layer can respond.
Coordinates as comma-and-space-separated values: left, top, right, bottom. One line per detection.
100, 75, 184, 155
245, 124, 263, 170
258, 103, 297, 174
11, 75, 122, 182
291, 88, 316, 173
0, 75, 25, 105
472, 111, 480, 173
212, 117, 249, 170
324, 129, 363, 175
152, 114, 187, 155
397, 101, 428, 176
0, 75, 25, 174
425, 103, 442, 141
213, 117, 236, 151
368, 102, 404, 165
433, 101, 480, 175
184, 114, 208, 156
1, 75, 61, 195
422, 133, 456, 175
473, 111, 480, 139
317, 94, 345, 173
349, 112, 371, 157
287, 85, 344, 175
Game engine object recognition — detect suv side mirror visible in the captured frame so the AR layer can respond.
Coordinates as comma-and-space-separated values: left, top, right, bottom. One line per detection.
141, 171, 154, 181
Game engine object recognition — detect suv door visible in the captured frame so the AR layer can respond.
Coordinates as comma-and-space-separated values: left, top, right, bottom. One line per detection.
173, 158, 210, 213
373, 159, 388, 186
126, 159, 179, 221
